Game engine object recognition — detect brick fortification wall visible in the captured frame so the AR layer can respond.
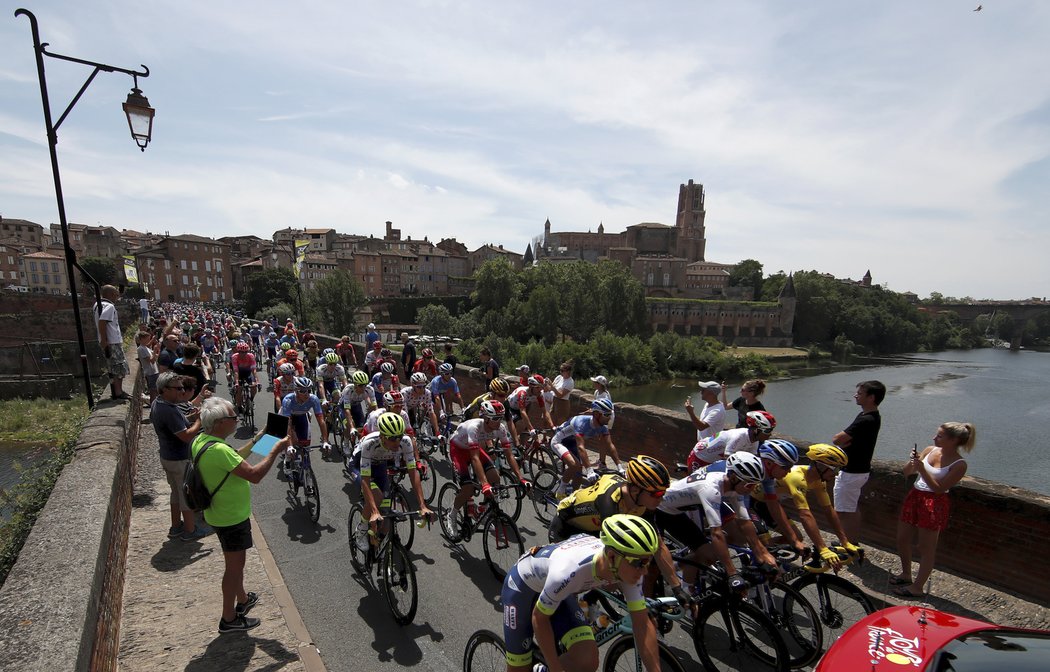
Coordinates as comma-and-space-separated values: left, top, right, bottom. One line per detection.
0, 344, 143, 671
450, 364, 1050, 606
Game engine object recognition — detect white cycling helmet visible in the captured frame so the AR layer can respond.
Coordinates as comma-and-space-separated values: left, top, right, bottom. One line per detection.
726, 452, 765, 484
410, 371, 428, 385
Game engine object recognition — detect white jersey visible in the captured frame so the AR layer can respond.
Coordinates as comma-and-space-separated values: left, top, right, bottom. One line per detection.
449, 417, 511, 451
316, 362, 346, 381
696, 402, 726, 442
363, 407, 413, 436
509, 534, 646, 614
338, 383, 377, 409
658, 461, 741, 529
356, 431, 415, 478
400, 387, 434, 414
690, 427, 756, 465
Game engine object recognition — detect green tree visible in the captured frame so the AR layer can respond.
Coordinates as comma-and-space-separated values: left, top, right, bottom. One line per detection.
306, 270, 366, 337
417, 304, 456, 336
79, 256, 118, 286
244, 267, 298, 317
471, 259, 518, 313
729, 259, 764, 300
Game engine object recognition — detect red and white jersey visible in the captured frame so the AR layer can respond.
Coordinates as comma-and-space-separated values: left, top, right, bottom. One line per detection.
505, 385, 545, 412
449, 418, 512, 452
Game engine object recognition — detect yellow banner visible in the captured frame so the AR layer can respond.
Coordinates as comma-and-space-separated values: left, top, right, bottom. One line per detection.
123, 255, 139, 284
294, 239, 309, 278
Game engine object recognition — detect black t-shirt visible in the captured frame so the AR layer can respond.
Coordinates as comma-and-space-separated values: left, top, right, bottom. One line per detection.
172, 361, 207, 399
841, 410, 881, 474
731, 397, 765, 429
401, 341, 416, 370
484, 358, 500, 381
444, 354, 459, 370
158, 346, 182, 370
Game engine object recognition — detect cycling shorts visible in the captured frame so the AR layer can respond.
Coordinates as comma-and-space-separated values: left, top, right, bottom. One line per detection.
500, 565, 592, 667
236, 368, 256, 385
350, 454, 392, 501
654, 509, 710, 551
322, 378, 338, 396
551, 435, 580, 461
450, 444, 495, 483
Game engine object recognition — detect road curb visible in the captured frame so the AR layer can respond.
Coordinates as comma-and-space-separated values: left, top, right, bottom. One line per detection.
252, 512, 328, 672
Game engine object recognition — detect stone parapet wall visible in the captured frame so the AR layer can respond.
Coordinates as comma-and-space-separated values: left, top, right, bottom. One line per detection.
0, 345, 143, 671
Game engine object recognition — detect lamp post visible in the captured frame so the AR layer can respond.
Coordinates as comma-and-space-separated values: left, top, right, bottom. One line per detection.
16, 8, 155, 410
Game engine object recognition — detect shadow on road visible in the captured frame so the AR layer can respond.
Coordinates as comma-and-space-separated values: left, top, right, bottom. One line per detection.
184, 634, 298, 672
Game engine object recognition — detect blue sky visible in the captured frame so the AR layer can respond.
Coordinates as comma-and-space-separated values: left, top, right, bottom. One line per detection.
1, 1, 1048, 299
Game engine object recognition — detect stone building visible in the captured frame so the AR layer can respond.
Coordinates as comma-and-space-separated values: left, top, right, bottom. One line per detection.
49, 223, 124, 259
133, 234, 233, 302
19, 251, 67, 295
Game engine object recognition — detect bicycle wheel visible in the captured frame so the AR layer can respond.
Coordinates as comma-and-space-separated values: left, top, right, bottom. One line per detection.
790, 573, 875, 647
391, 487, 415, 551
417, 455, 439, 506
481, 512, 524, 580
302, 466, 321, 523
329, 414, 344, 454
692, 598, 788, 672
604, 636, 687, 672
529, 467, 560, 525
381, 540, 418, 625
498, 470, 523, 522
763, 581, 823, 668
437, 481, 463, 542
524, 443, 557, 478
347, 503, 368, 573
463, 629, 506, 672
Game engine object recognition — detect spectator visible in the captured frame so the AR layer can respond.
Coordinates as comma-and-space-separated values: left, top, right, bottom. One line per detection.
400, 332, 416, 379
157, 333, 183, 373
173, 344, 208, 400
191, 397, 290, 633
139, 296, 150, 323
722, 379, 767, 429
479, 347, 499, 385
137, 331, 160, 407
95, 284, 130, 401
545, 360, 575, 423
893, 422, 976, 598
590, 375, 614, 430
364, 322, 379, 350
149, 371, 208, 541
443, 342, 458, 371
685, 381, 725, 442
832, 380, 886, 542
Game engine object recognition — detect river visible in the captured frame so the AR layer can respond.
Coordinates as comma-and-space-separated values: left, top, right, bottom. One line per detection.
613, 348, 1050, 496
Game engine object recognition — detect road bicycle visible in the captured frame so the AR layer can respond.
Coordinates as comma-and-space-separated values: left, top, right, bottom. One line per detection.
233, 381, 257, 430
282, 443, 320, 524
386, 462, 437, 550
516, 428, 558, 479
347, 506, 425, 625
437, 479, 525, 580
783, 545, 876, 650
323, 401, 346, 459
463, 592, 689, 672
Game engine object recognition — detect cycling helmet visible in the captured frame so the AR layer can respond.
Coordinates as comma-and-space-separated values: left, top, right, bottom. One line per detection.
373, 341, 383, 350
279, 342, 290, 352
381, 348, 392, 358
236, 341, 250, 352
322, 347, 335, 356
600, 514, 660, 558
293, 376, 313, 391
528, 374, 544, 387
285, 349, 298, 358
278, 363, 296, 376
324, 352, 340, 364
381, 361, 395, 374
489, 378, 511, 395
269, 331, 277, 337
726, 452, 765, 484
745, 410, 777, 433
410, 371, 428, 386
439, 362, 454, 374
758, 439, 800, 468
480, 400, 505, 420
591, 398, 615, 415
806, 443, 848, 469
421, 348, 434, 358
383, 390, 404, 406
377, 412, 406, 438
351, 370, 369, 385
624, 456, 670, 493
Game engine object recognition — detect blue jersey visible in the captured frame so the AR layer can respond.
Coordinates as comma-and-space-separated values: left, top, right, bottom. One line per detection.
280, 393, 323, 442
552, 414, 609, 445
428, 376, 460, 396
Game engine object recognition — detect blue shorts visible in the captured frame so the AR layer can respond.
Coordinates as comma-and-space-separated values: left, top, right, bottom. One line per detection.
552, 435, 581, 460
500, 565, 592, 667
351, 456, 391, 502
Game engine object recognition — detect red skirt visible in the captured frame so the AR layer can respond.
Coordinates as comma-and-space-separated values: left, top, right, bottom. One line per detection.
900, 488, 951, 531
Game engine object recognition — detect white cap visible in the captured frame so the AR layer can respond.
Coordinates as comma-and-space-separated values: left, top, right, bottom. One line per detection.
590, 375, 608, 386
367, 323, 375, 330
698, 381, 721, 393
516, 364, 530, 373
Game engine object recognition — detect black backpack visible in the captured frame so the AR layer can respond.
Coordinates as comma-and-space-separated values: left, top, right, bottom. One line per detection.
183, 441, 230, 512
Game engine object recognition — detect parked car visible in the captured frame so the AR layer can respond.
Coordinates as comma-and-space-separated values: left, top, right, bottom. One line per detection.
815, 605, 1050, 671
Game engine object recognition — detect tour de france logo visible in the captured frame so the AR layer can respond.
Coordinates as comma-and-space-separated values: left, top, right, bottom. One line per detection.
866, 625, 924, 666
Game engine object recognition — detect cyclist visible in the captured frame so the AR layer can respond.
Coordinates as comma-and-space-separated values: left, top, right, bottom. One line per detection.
686, 410, 776, 472
315, 352, 348, 403
429, 362, 464, 429
363, 390, 415, 439
748, 439, 808, 557
412, 347, 438, 378
505, 374, 555, 447
230, 341, 258, 410
276, 348, 306, 377
500, 514, 664, 672
355, 412, 434, 530
263, 330, 280, 362
279, 329, 298, 349
303, 339, 319, 376
278, 376, 330, 472
363, 340, 384, 373
273, 364, 299, 413
370, 361, 398, 408
444, 400, 528, 536
337, 370, 378, 436
765, 443, 860, 569
402, 371, 441, 438
656, 452, 769, 596
462, 377, 510, 421
548, 399, 617, 497
248, 322, 263, 351
335, 335, 357, 368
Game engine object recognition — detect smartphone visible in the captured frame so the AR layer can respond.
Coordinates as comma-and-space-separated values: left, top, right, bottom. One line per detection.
205, 379, 218, 392
264, 412, 290, 438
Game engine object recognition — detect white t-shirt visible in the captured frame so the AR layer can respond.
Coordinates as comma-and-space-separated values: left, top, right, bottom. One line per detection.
139, 298, 149, 310
95, 301, 122, 344
696, 401, 725, 442
543, 374, 575, 406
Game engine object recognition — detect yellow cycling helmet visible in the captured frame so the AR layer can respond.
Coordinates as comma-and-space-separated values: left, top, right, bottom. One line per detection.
806, 443, 848, 469
600, 514, 659, 557
377, 412, 406, 438
489, 378, 511, 395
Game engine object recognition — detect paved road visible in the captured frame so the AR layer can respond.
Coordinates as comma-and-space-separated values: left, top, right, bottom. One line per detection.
231, 377, 703, 672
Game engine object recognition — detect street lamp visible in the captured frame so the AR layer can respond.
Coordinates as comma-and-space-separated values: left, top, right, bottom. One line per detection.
16, 8, 155, 409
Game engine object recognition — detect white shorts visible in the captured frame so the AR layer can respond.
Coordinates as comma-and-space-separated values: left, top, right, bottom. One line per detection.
833, 471, 869, 513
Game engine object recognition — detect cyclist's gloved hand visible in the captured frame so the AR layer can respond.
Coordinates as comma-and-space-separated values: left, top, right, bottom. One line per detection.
481, 483, 494, 499
842, 542, 863, 556
728, 575, 748, 592
322, 441, 332, 453
819, 546, 843, 568
671, 585, 692, 609
436, 434, 445, 442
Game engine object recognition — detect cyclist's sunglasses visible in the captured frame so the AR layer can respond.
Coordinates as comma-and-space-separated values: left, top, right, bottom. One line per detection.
644, 489, 666, 498
619, 553, 653, 569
